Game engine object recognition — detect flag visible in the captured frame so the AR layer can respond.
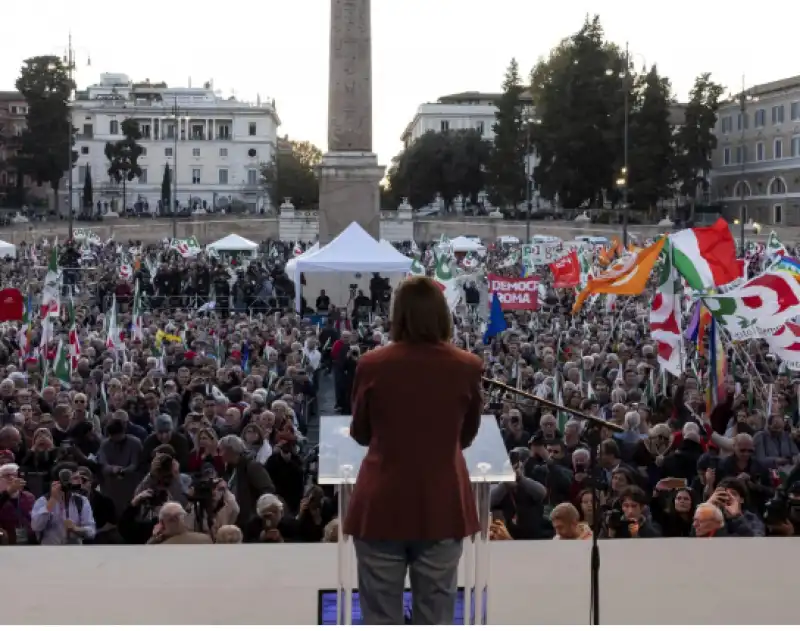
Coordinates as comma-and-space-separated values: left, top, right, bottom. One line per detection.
53, 340, 70, 388
766, 231, 787, 260
18, 293, 32, 360
67, 296, 80, 371
572, 238, 666, 314
483, 292, 508, 344
707, 317, 725, 409
463, 252, 479, 270
770, 255, 800, 281
434, 253, 460, 311
553, 371, 569, 432
703, 271, 800, 340
670, 218, 740, 290
131, 280, 143, 342
0, 288, 23, 321
40, 242, 60, 318
408, 258, 426, 276
550, 251, 580, 288
765, 321, 800, 370
649, 244, 682, 376
106, 297, 123, 349
685, 300, 701, 342
292, 243, 304, 257
598, 237, 622, 267
579, 250, 594, 288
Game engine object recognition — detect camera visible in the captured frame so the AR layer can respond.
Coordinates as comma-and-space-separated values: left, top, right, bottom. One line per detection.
604, 507, 628, 533
191, 476, 216, 503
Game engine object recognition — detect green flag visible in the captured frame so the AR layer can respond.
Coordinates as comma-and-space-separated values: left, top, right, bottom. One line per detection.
53, 340, 71, 388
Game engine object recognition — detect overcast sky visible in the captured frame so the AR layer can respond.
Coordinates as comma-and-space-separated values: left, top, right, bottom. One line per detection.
3, 0, 799, 165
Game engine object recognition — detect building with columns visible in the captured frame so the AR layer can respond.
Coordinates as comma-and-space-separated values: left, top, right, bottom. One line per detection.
68, 73, 280, 214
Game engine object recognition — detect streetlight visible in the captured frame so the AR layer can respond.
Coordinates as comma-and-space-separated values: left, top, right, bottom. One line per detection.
524, 116, 536, 243
734, 76, 756, 256
167, 95, 184, 238
64, 32, 90, 241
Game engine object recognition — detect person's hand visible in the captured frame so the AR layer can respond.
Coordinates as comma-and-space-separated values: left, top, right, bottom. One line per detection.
628, 521, 640, 538
152, 522, 164, 538
9, 477, 26, 494
704, 468, 716, 488
64, 519, 76, 532
132, 490, 153, 507
50, 481, 63, 502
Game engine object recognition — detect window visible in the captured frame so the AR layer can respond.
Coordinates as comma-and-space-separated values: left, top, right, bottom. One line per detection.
78, 166, 87, 183
754, 109, 766, 127
192, 168, 200, 184
775, 204, 783, 224
140, 124, 151, 139
219, 148, 228, 157
793, 137, 800, 158
440, 120, 450, 132
772, 105, 785, 125
756, 142, 765, 161
82, 124, 93, 137
218, 168, 228, 184
191, 125, 204, 139
775, 139, 783, 159
109, 120, 119, 135
723, 147, 731, 165
735, 145, 746, 164
737, 112, 749, 130
721, 116, 732, 133
734, 181, 751, 198
792, 102, 800, 121
192, 148, 200, 157
139, 169, 147, 184
770, 178, 787, 195
165, 147, 173, 157
140, 147, 147, 156
247, 169, 258, 185
476, 121, 485, 135
80, 146, 89, 155
248, 148, 257, 158
248, 122, 257, 136
218, 125, 230, 140
166, 125, 175, 139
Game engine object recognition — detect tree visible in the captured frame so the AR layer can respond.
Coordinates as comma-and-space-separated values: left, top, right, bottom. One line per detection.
83, 164, 93, 212
13, 55, 76, 217
161, 163, 172, 211
260, 139, 321, 209
530, 16, 628, 209
627, 65, 676, 213
386, 129, 491, 211
674, 72, 724, 222
485, 58, 526, 208
104, 118, 144, 214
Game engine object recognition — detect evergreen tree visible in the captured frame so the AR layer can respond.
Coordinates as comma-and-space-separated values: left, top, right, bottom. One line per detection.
627, 65, 676, 213
82, 164, 93, 213
104, 119, 144, 213
260, 139, 321, 209
674, 73, 724, 222
161, 163, 171, 211
14, 55, 76, 217
530, 16, 627, 209
485, 58, 526, 209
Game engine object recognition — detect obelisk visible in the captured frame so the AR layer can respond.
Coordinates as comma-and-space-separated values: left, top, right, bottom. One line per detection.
317, 0, 384, 244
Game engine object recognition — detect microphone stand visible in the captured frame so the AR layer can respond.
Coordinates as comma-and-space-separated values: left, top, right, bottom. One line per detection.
482, 378, 622, 625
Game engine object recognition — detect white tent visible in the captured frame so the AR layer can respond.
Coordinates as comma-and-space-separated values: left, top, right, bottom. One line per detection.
206, 234, 259, 255
0, 240, 16, 258
293, 222, 413, 311
451, 236, 486, 253
284, 243, 320, 275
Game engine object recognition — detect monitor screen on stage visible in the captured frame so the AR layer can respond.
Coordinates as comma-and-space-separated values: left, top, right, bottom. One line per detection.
317, 588, 466, 625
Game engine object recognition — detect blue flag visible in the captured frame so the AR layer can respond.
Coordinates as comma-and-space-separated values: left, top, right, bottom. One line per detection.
483, 292, 507, 344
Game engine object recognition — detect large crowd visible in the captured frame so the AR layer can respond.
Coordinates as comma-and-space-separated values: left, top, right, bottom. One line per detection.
0, 231, 798, 547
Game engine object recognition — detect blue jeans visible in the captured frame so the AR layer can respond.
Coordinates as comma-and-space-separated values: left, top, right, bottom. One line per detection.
353, 538, 462, 625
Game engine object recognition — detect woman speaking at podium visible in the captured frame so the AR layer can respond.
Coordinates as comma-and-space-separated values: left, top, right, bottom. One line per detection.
344, 275, 483, 625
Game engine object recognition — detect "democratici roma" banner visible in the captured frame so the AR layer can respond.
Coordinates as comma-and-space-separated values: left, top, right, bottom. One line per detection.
487, 274, 538, 310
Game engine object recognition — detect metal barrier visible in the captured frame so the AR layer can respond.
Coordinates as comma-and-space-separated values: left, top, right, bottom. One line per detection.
101, 293, 294, 313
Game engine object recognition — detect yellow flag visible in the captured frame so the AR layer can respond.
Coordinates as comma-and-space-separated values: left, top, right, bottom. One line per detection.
572, 237, 666, 314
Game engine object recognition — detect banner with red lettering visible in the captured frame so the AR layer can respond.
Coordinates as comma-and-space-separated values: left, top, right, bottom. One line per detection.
550, 251, 580, 288
487, 274, 538, 310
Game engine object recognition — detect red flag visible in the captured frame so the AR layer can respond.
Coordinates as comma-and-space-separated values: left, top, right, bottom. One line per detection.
550, 251, 580, 288
0, 288, 23, 321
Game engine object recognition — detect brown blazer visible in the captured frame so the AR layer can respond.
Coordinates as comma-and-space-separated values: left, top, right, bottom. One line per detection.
343, 342, 482, 541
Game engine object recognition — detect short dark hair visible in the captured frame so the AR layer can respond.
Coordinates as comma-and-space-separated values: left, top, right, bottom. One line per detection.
390, 276, 452, 344
618, 485, 648, 507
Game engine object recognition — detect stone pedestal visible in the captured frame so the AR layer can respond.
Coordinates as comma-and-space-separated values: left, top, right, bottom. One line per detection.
318, 151, 383, 243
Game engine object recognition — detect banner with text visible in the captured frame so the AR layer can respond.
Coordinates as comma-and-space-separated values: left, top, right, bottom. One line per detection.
487, 274, 539, 310
550, 251, 581, 288
522, 242, 564, 266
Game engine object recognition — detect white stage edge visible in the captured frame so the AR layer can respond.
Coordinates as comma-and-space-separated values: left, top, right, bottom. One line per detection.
5, 539, 797, 624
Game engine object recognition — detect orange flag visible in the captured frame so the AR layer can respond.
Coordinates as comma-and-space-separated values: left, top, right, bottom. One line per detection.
598, 237, 622, 267
572, 237, 666, 314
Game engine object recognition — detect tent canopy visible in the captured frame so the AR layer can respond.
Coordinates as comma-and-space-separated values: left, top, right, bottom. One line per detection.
450, 236, 486, 252
285, 242, 320, 275
0, 240, 16, 258
295, 223, 412, 274
206, 234, 258, 252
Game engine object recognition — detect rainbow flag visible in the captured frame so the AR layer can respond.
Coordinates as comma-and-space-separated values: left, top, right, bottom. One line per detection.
707, 316, 726, 410
771, 255, 800, 280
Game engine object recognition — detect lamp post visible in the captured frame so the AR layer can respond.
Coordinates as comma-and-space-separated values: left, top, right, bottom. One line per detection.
736, 75, 755, 256
168, 95, 183, 238
524, 117, 534, 243
64, 32, 90, 241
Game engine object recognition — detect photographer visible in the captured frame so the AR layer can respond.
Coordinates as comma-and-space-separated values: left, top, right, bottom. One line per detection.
118, 452, 178, 544
490, 449, 551, 540
185, 473, 239, 540
692, 487, 757, 537
763, 479, 800, 537
603, 485, 662, 539
30, 463, 96, 545
292, 485, 335, 542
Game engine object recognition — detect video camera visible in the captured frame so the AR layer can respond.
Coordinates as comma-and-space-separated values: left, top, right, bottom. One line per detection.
763, 482, 800, 526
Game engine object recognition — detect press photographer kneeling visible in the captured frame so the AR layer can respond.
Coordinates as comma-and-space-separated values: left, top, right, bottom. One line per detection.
763, 478, 800, 537
602, 485, 662, 539
185, 467, 239, 540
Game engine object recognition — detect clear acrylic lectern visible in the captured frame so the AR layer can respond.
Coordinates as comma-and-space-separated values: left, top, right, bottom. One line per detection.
318, 415, 514, 625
